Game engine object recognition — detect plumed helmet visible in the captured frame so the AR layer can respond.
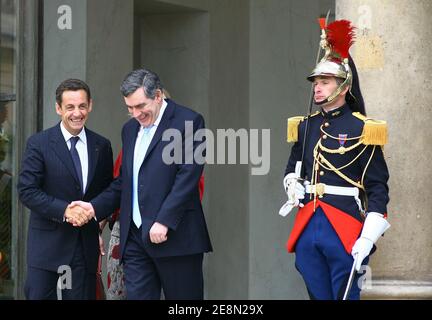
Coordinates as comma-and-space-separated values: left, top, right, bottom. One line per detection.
307, 19, 365, 113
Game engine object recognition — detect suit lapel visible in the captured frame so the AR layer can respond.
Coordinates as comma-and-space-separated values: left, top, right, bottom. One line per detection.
143, 100, 175, 163
86, 129, 99, 194
50, 124, 81, 186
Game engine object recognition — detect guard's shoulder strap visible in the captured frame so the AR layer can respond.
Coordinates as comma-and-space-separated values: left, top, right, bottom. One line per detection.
352, 112, 388, 145
287, 111, 319, 143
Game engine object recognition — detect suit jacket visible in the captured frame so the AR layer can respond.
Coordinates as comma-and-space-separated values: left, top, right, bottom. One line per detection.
17, 123, 113, 273
92, 99, 212, 259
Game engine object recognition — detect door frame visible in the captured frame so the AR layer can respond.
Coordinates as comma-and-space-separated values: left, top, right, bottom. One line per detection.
0, 0, 41, 299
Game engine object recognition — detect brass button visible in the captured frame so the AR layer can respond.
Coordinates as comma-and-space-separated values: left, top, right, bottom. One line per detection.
322, 135, 327, 140
324, 122, 330, 127
320, 171, 325, 176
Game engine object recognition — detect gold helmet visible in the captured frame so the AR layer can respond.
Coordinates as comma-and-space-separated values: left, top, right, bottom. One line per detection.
307, 19, 356, 106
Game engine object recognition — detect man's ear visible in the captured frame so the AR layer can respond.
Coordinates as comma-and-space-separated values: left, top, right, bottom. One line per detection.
88, 99, 93, 113
55, 103, 62, 116
341, 85, 350, 96
155, 89, 163, 103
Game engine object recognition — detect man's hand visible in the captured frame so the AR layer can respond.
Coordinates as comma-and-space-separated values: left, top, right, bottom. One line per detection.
351, 238, 373, 271
279, 172, 307, 217
283, 173, 306, 207
351, 212, 390, 271
64, 205, 90, 227
68, 201, 96, 225
149, 222, 168, 244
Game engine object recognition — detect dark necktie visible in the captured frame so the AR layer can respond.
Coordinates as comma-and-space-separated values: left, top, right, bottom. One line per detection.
70, 136, 83, 193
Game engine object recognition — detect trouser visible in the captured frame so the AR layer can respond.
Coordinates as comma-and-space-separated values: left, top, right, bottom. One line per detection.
295, 207, 369, 300
25, 238, 96, 300
123, 223, 204, 300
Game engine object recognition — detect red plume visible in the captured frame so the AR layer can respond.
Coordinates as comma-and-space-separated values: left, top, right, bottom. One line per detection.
326, 20, 355, 59
318, 17, 326, 30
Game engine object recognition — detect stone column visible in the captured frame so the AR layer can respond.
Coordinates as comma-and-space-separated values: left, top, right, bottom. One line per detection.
337, 0, 432, 299
86, 0, 134, 155
43, 0, 87, 127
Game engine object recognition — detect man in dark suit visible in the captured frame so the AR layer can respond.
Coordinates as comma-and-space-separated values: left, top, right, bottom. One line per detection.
71, 69, 212, 300
17, 79, 113, 299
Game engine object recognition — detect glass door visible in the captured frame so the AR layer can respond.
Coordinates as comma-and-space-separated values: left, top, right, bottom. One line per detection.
0, 0, 16, 299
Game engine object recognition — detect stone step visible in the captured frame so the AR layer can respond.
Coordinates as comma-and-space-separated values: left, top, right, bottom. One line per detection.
361, 280, 432, 300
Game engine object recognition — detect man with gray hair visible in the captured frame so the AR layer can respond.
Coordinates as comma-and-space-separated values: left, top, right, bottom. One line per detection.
71, 68, 212, 299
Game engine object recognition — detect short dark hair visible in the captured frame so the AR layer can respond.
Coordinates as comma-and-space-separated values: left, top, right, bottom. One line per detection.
120, 68, 164, 99
55, 79, 91, 105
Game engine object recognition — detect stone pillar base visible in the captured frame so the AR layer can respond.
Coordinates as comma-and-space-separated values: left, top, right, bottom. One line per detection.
361, 280, 432, 300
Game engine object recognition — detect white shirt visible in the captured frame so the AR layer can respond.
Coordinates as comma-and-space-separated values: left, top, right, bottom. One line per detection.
131, 100, 167, 227
60, 122, 89, 192
133, 99, 168, 162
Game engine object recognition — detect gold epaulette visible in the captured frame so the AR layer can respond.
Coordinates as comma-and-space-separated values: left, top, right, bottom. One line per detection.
352, 112, 388, 146
287, 112, 319, 142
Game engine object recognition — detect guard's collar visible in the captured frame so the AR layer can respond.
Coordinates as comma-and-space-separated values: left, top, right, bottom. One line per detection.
321, 103, 349, 119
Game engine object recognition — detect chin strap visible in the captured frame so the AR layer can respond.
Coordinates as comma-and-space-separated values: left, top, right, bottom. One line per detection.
315, 78, 351, 107
315, 61, 352, 107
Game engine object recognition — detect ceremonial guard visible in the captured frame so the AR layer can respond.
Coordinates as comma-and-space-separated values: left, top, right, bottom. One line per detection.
280, 19, 390, 300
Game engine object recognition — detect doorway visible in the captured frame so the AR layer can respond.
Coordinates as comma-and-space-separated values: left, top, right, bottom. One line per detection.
134, 0, 209, 120
0, 0, 16, 299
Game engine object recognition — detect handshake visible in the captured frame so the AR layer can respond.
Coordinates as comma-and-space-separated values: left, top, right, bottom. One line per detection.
64, 201, 95, 227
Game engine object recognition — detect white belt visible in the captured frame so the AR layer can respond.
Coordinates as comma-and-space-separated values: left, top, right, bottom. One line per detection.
306, 184, 359, 197
305, 183, 363, 212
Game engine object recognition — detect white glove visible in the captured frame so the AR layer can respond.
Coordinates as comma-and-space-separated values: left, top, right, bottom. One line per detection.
279, 173, 306, 217
351, 212, 390, 271
284, 173, 306, 206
